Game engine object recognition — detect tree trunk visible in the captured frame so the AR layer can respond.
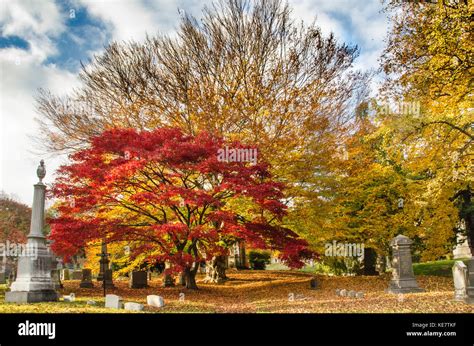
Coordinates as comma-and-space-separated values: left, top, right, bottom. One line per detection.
183, 267, 198, 289
203, 255, 227, 283
178, 272, 186, 286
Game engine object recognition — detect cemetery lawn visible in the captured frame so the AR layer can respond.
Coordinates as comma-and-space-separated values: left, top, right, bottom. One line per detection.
413, 258, 471, 277
1, 271, 473, 313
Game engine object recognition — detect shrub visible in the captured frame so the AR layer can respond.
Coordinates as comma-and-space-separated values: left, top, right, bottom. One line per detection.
249, 251, 271, 270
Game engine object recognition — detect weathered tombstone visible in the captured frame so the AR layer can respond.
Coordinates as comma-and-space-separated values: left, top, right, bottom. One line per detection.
63, 293, 75, 302
348, 290, 356, 298
80, 269, 94, 288
105, 294, 123, 309
0, 256, 7, 284
87, 300, 96, 305
7, 269, 16, 287
50, 255, 62, 290
335, 288, 341, 295
453, 223, 473, 259
124, 302, 144, 311
452, 261, 467, 301
162, 262, 174, 287
465, 258, 474, 304
147, 295, 164, 308
51, 269, 62, 290
339, 289, 347, 297
61, 269, 70, 281
71, 270, 82, 280
129, 270, 148, 289
387, 235, 424, 294
356, 291, 364, 299
5, 161, 59, 303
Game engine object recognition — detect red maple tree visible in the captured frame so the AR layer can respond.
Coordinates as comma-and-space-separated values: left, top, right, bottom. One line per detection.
49, 128, 313, 288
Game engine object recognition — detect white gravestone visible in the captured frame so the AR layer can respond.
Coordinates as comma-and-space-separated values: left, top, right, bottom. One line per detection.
124, 302, 144, 311
452, 261, 468, 301
63, 293, 75, 302
147, 295, 165, 308
105, 294, 123, 309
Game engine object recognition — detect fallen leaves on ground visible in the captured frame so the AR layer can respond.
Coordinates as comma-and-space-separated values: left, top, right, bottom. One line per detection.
0, 270, 473, 313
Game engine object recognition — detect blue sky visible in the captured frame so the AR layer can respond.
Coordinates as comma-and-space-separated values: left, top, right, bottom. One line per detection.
0, 0, 390, 205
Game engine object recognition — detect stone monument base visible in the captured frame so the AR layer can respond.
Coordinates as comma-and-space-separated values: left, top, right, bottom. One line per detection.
79, 282, 94, 288
387, 278, 424, 294
5, 290, 59, 303
464, 296, 474, 304
387, 286, 424, 294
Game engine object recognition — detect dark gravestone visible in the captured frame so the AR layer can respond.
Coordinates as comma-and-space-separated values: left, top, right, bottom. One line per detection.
80, 269, 94, 288
309, 278, 318, 290
102, 269, 115, 288
71, 270, 83, 280
129, 271, 148, 289
363, 248, 378, 275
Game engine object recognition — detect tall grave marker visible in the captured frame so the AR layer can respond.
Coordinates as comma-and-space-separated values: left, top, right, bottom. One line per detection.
5, 160, 59, 303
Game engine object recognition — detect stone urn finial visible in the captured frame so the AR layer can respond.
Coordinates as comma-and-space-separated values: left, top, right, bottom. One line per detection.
37, 159, 46, 182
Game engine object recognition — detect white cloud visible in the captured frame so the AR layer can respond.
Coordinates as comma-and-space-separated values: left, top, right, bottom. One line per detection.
0, 0, 67, 62
78, 0, 158, 42
289, 0, 389, 97
0, 0, 391, 205
0, 49, 80, 205
78, 0, 205, 42
290, 0, 389, 69
291, 0, 345, 40
0, 1, 77, 205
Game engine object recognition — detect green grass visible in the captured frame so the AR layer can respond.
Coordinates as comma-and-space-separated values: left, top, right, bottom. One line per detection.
413, 258, 470, 277
265, 263, 289, 271
267, 258, 472, 277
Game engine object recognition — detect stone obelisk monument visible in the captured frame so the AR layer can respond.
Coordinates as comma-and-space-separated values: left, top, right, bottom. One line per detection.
5, 160, 59, 303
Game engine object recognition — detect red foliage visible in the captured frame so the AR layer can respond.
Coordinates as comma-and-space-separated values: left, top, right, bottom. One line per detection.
49, 128, 313, 267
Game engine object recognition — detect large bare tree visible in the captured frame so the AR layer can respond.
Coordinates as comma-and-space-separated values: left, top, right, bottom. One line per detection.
37, 0, 369, 281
